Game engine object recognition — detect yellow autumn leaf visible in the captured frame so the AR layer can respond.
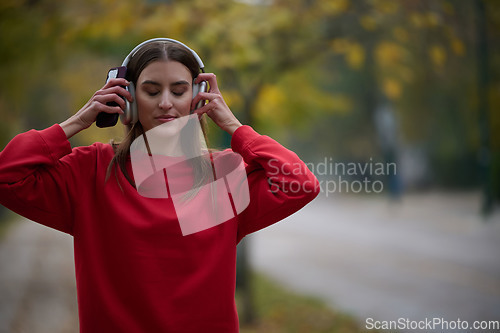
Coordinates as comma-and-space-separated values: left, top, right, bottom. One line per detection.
429, 45, 447, 67
374, 0, 399, 14
393, 27, 409, 43
451, 38, 465, 56
426, 12, 440, 27
443, 1, 455, 15
346, 42, 365, 70
324, 95, 353, 114
222, 90, 243, 110
375, 41, 403, 68
410, 13, 424, 28
317, 0, 349, 16
383, 78, 402, 100
331, 38, 350, 54
255, 84, 287, 123
360, 15, 377, 31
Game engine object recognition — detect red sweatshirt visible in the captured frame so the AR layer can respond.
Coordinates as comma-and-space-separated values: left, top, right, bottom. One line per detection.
0, 124, 319, 332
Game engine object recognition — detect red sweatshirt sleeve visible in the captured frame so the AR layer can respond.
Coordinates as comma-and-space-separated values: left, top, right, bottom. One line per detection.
231, 125, 320, 242
0, 124, 94, 234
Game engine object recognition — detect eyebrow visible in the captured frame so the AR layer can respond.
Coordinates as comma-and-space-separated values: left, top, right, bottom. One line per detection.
141, 80, 190, 86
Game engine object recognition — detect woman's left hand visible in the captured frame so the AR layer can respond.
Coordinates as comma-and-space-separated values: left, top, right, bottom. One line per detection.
191, 73, 242, 136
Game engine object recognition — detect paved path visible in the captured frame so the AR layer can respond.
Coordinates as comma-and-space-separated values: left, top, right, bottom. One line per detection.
248, 192, 500, 331
0, 219, 78, 333
0, 192, 498, 332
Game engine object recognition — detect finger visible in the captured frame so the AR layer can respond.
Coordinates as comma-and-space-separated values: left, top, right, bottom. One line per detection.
194, 73, 219, 93
98, 93, 126, 110
98, 85, 132, 98
94, 93, 127, 111
96, 86, 133, 103
90, 100, 124, 115
109, 86, 133, 102
103, 78, 130, 89
191, 91, 218, 111
192, 100, 215, 116
101, 105, 124, 114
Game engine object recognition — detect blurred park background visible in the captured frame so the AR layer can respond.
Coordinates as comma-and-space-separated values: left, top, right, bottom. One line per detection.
1, 0, 499, 332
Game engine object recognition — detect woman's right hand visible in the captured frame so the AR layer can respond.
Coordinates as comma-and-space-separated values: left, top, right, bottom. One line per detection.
60, 78, 133, 139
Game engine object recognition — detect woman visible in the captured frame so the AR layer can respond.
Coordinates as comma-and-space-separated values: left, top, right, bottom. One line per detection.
0, 39, 319, 332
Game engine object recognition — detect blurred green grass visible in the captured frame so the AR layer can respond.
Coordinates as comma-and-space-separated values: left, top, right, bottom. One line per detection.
0, 211, 17, 241
237, 272, 372, 333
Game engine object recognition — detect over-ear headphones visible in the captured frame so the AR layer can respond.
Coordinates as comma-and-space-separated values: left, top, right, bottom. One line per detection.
96, 38, 206, 128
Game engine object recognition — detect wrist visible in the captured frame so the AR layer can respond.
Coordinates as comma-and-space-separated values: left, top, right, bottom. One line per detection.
225, 122, 242, 136
59, 116, 88, 139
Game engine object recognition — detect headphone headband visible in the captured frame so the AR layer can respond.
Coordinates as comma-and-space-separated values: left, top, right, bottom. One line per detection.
114, 38, 206, 126
121, 37, 205, 70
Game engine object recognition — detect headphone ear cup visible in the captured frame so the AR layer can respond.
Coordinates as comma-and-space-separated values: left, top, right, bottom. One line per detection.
191, 80, 207, 112
192, 81, 200, 99
121, 82, 138, 125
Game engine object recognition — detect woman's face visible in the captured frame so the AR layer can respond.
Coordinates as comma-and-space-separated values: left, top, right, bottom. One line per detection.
136, 60, 193, 132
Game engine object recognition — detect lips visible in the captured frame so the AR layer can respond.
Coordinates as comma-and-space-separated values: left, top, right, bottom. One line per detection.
155, 115, 178, 123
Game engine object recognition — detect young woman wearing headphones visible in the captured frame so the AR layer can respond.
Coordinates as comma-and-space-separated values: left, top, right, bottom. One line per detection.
0, 38, 319, 332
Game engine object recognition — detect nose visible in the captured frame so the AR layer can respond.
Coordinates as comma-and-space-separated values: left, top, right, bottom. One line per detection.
159, 92, 173, 110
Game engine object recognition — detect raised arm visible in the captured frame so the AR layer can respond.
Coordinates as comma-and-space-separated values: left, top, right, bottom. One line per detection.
0, 77, 129, 233
189, 73, 319, 240
60, 78, 132, 138
231, 125, 320, 242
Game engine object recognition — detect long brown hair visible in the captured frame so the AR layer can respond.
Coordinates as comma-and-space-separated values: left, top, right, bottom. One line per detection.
106, 41, 211, 191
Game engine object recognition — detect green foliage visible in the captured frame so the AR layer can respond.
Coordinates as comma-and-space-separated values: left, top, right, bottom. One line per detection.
0, 0, 499, 194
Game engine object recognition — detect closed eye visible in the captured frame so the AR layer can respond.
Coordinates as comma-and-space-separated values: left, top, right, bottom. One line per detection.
172, 88, 187, 97
171, 81, 189, 97
147, 90, 160, 96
